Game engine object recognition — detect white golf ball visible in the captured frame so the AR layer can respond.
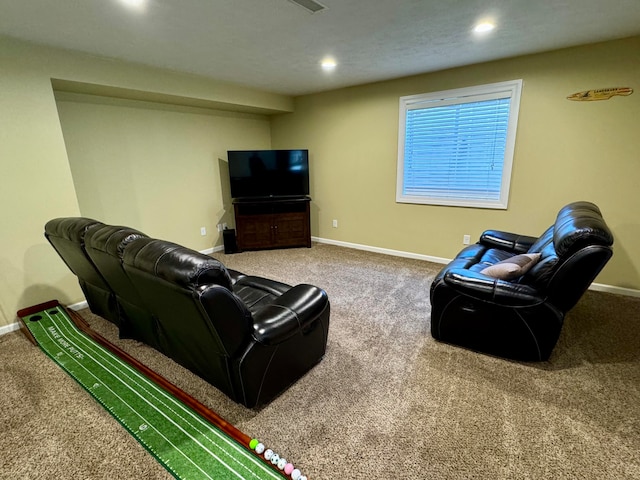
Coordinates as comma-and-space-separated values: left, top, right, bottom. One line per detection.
255, 443, 265, 455
264, 449, 273, 461
299, 476, 307, 480
291, 469, 301, 480
277, 458, 287, 470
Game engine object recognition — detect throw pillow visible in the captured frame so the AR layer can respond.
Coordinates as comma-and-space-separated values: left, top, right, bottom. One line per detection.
480, 253, 541, 280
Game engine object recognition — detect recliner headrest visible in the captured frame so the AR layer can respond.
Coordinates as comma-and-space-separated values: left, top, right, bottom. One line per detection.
123, 237, 232, 290
44, 217, 104, 243
552, 201, 613, 257
85, 224, 148, 257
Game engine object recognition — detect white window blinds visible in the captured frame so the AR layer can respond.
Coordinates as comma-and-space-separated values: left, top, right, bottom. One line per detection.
397, 80, 522, 209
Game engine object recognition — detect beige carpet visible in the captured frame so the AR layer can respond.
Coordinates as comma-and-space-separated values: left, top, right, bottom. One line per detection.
1, 243, 639, 479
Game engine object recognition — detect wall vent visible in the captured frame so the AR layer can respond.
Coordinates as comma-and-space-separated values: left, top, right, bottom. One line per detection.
288, 0, 326, 13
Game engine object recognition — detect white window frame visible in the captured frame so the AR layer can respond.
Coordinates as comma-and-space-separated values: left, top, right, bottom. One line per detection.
396, 79, 523, 209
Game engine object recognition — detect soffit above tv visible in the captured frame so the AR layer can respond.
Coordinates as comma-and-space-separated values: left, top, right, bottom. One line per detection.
50, 79, 294, 116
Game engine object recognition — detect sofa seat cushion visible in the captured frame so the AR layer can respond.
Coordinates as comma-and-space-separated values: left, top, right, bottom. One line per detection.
452, 246, 518, 271
480, 253, 541, 280
431, 245, 511, 288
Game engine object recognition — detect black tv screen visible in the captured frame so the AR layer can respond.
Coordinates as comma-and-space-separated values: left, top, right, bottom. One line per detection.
228, 149, 309, 199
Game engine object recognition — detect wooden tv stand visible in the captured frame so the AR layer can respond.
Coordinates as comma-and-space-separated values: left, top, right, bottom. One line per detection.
233, 197, 311, 251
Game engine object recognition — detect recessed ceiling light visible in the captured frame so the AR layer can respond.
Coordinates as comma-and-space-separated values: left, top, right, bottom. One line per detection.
473, 21, 495, 34
119, 0, 146, 10
321, 58, 337, 71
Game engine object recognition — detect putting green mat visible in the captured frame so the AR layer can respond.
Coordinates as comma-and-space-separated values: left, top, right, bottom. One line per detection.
19, 304, 283, 480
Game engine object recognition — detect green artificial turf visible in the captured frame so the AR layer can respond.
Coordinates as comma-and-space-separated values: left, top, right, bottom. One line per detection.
21, 306, 283, 480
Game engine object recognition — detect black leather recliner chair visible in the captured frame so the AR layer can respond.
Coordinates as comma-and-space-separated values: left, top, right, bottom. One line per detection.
430, 201, 613, 361
44, 217, 330, 407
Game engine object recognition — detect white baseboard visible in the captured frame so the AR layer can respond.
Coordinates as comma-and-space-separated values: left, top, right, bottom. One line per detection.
312, 236, 640, 298
312, 236, 451, 264
67, 300, 89, 311
589, 282, 640, 298
201, 245, 224, 255
0, 322, 21, 336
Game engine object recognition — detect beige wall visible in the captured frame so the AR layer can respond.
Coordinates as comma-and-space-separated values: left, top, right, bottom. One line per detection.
0, 42, 81, 327
56, 94, 271, 249
0, 36, 290, 328
271, 36, 640, 290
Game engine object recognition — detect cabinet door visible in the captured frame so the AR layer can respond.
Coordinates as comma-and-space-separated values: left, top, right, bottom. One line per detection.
236, 215, 274, 250
273, 212, 310, 247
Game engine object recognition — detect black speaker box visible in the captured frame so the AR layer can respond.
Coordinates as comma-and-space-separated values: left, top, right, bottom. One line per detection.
223, 228, 238, 254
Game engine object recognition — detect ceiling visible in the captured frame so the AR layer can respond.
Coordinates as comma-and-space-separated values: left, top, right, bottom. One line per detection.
2, 0, 640, 96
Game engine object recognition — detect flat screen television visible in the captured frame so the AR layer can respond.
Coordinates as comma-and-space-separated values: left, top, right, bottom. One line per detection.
227, 149, 309, 200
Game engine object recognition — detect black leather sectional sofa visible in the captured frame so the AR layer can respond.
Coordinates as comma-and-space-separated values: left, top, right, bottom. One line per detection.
44, 217, 330, 408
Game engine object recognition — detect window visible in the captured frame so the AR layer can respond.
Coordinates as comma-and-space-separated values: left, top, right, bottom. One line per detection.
396, 79, 523, 209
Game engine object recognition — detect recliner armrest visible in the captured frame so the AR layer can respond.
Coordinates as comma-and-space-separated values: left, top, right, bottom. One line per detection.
443, 268, 545, 307
227, 269, 247, 285
479, 230, 538, 253
234, 275, 291, 296
252, 284, 329, 345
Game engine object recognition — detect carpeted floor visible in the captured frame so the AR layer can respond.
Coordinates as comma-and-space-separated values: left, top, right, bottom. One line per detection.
1, 243, 639, 479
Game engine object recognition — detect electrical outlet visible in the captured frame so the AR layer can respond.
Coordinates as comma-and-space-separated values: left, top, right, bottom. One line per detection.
216, 224, 223, 232
463, 234, 471, 245
222, 223, 228, 230
200, 227, 207, 236
332, 219, 338, 228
